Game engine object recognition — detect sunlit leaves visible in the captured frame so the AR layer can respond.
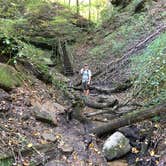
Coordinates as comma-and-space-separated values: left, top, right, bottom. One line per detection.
27, 143, 33, 148
149, 150, 155, 156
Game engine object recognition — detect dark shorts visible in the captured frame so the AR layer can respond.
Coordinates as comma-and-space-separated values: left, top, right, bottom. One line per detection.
82, 81, 90, 91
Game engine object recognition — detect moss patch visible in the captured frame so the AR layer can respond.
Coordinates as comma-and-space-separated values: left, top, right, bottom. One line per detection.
0, 63, 22, 91
0, 159, 13, 166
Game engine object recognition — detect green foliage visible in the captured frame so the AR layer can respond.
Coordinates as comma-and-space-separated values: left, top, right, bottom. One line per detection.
50, 15, 81, 40
0, 35, 21, 63
52, 79, 67, 92
57, 0, 108, 23
0, 63, 22, 90
18, 42, 53, 83
19, 42, 51, 63
89, 10, 156, 60
0, 19, 16, 37
0, 159, 13, 166
152, 115, 160, 122
131, 32, 166, 105
0, 0, 26, 18
25, 0, 46, 12
100, 3, 115, 23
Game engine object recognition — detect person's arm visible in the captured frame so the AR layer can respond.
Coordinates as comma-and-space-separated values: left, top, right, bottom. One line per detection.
80, 68, 84, 75
88, 70, 92, 84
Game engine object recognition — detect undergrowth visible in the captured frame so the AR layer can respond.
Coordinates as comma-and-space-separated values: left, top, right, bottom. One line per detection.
0, 64, 22, 90
0, 159, 13, 166
131, 32, 166, 105
89, 12, 155, 60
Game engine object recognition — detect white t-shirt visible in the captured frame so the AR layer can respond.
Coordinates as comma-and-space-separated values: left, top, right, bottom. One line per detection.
80, 68, 92, 82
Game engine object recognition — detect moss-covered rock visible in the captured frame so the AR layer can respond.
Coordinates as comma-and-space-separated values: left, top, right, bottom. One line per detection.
0, 63, 22, 91
102, 131, 131, 160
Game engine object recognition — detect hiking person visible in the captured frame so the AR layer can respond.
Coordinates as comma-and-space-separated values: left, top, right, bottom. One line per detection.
80, 64, 92, 96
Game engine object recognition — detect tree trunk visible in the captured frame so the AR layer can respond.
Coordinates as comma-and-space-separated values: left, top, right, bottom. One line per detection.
76, 0, 79, 15
92, 103, 166, 137
89, 0, 91, 22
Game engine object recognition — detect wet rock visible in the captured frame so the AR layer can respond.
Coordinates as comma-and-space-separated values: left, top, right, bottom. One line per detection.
42, 132, 57, 142
45, 160, 67, 166
58, 141, 74, 154
103, 131, 131, 160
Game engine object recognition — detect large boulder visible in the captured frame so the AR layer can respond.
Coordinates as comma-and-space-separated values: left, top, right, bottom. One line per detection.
0, 63, 21, 91
32, 101, 66, 126
102, 131, 131, 160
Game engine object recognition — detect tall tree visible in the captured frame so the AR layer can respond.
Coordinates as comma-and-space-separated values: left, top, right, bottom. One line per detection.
89, 0, 91, 21
76, 0, 79, 15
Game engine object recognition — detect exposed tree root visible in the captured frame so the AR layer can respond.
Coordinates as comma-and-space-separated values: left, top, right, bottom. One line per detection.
83, 95, 118, 109
92, 103, 166, 137
91, 81, 132, 94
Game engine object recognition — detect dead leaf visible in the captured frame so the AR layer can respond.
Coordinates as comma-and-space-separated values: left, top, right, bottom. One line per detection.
150, 150, 155, 156
27, 143, 33, 148
132, 147, 139, 154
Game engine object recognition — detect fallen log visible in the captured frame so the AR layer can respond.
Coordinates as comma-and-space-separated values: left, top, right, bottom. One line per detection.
92, 103, 166, 137
83, 96, 118, 109
85, 105, 118, 117
91, 81, 132, 94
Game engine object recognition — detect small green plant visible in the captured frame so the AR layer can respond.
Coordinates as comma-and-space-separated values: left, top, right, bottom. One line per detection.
89, 11, 155, 60
0, 159, 13, 166
52, 79, 67, 92
152, 115, 160, 122
0, 64, 22, 90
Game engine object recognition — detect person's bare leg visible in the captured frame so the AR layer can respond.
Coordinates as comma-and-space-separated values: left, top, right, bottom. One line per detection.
85, 89, 89, 96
